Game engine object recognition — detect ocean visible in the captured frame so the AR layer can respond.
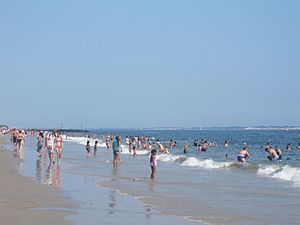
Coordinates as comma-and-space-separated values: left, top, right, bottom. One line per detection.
5, 129, 300, 225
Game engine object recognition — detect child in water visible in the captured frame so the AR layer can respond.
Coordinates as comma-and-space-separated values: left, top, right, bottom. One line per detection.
150, 149, 157, 179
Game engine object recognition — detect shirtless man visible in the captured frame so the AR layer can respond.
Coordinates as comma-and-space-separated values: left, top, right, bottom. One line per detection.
201, 141, 209, 151
237, 147, 251, 163
11, 128, 19, 151
267, 147, 279, 161
157, 142, 169, 154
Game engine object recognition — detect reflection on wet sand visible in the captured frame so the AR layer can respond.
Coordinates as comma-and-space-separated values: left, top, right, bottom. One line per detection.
11, 144, 24, 174
108, 190, 116, 214
36, 159, 42, 183
35, 158, 62, 187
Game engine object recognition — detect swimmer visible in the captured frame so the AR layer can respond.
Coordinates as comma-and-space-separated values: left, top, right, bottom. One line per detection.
237, 147, 250, 163
297, 143, 300, 150
224, 140, 229, 148
286, 143, 291, 150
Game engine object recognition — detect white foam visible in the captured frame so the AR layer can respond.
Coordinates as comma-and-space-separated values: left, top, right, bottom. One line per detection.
257, 164, 281, 176
181, 157, 233, 169
258, 164, 300, 187
119, 145, 149, 155
64, 136, 106, 147
157, 154, 185, 162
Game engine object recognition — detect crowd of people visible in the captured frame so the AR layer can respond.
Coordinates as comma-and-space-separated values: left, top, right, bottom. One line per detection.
10, 129, 64, 166
7, 128, 300, 179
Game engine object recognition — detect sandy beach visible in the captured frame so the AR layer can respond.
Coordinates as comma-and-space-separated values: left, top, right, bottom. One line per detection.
0, 138, 76, 225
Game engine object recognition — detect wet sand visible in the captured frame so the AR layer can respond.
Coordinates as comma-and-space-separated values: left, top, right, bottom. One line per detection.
0, 140, 76, 225
6, 135, 206, 225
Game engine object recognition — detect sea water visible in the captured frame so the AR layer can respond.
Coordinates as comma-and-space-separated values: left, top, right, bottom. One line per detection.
5, 129, 300, 225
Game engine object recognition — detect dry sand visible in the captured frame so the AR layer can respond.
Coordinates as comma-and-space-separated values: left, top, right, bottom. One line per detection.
0, 140, 76, 225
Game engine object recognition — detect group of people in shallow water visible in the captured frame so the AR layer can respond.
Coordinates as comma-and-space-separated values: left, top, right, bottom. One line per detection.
85, 135, 159, 178
11, 128, 26, 152
9, 128, 300, 179
11, 129, 64, 166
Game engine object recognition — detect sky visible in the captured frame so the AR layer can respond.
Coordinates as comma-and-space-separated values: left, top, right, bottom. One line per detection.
1, 0, 300, 129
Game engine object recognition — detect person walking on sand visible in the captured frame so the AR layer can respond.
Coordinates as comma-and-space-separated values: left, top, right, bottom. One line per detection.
150, 149, 157, 179
54, 132, 64, 161
112, 136, 121, 168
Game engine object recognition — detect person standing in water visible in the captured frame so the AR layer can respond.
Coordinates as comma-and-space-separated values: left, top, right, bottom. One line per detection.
237, 147, 251, 163
17, 130, 25, 151
224, 140, 229, 148
150, 149, 157, 179
11, 128, 19, 151
275, 146, 282, 160
112, 136, 121, 168
183, 143, 189, 154
37, 131, 44, 157
94, 140, 98, 156
267, 146, 279, 161
45, 131, 55, 165
54, 132, 64, 161
86, 140, 91, 156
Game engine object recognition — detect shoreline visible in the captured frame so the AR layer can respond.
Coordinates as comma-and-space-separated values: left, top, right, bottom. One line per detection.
0, 137, 76, 225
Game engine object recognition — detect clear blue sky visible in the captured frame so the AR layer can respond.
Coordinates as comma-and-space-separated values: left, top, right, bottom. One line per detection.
1, 0, 300, 129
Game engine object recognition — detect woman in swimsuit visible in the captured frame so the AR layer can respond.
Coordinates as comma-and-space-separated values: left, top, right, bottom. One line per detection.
54, 133, 64, 161
17, 130, 25, 151
46, 132, 55, 164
